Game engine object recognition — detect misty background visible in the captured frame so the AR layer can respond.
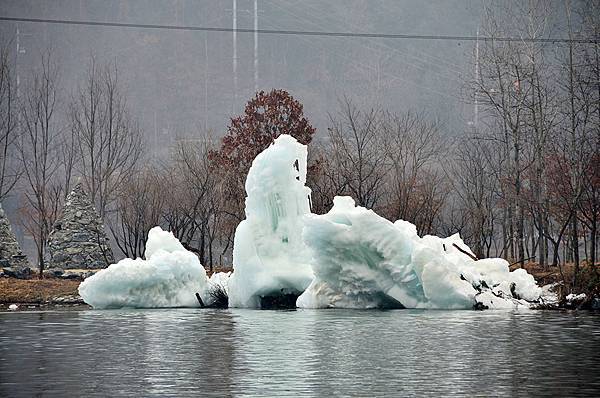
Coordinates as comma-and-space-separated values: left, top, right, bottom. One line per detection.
0, 0, 576, 261
1, 1, 485, 140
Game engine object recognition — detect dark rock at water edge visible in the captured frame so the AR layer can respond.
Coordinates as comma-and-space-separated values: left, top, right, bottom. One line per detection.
259, 290, 301, 309
42, 268, 64, 278
47, 182, 114, 269
42, 267, 96, 280
0, 266, 33, 279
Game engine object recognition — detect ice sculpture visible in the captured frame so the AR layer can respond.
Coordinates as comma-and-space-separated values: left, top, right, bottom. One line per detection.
297, 197, 542, 309
79, 227, 209, 309
227, 135, 314, 308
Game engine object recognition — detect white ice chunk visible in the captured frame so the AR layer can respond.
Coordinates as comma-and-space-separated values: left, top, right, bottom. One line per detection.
228, 135, 314, 308
297, 197, 542, 309
79, 227, 209, 309
209, 271, 231, 291
144, 225, 188, 260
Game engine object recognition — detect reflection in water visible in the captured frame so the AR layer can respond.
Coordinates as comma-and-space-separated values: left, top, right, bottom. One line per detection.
1, 309, 599, 397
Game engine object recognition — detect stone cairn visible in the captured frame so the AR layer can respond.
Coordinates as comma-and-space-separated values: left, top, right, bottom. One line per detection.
0, 203, 29, 269
47, 182, 114, 269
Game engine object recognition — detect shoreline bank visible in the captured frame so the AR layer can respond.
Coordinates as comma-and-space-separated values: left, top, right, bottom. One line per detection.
1, 262, 597, 312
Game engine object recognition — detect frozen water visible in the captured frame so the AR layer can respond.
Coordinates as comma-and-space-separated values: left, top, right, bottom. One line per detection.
79, 135, 542, 311
227, 135, 314, 308
297, 196, 542, 309
79, 227, 209, 309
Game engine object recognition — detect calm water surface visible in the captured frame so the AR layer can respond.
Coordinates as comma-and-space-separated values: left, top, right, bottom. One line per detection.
1, 309, 599, 397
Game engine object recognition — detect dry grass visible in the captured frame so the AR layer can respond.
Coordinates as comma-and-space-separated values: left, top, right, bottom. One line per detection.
513, 261, 599, 303
0, 278, 81, 304
206, 265, 233, 277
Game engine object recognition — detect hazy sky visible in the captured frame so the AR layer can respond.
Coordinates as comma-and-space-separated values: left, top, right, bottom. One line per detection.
1, 0, 486, 152
0, 0, 584, 259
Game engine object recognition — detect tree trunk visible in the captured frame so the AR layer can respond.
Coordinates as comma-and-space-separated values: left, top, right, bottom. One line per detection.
37, 226, 45, 279
591, 214, 597, 267
517, 205, 525, 268
508, 206, 515, 261
572, 213, 580, 288
553, 240, 561, 267
502, 208, 509, 258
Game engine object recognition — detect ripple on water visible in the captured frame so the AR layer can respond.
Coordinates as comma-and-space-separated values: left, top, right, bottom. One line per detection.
1, 309, 599, 397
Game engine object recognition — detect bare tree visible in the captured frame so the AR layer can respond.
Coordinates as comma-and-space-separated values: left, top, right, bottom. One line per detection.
380, 111, 447, 234
168, 135, 222, 270
324, 98, 388, 210
306, 145, 348, 214
110, 166, 164, 258
466, 0, 598, 279
0, 44, 20, 201
16, 52, 62, 277
548, 1, 600, 283
474, 2, 555, 264
70, 57, 143, 219
450, 137, 500, 258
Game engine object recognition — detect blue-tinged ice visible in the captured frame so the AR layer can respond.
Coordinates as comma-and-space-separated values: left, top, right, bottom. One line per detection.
79, 227, 209, 309
297, 196, 541, 309
227, 135, 314, 308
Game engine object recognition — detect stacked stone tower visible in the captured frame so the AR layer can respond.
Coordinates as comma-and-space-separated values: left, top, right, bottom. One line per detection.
0, 203, 29, 268
47, 182, 114, 269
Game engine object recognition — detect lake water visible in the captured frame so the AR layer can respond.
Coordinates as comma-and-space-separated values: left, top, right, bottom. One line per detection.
1, 309, 599, 397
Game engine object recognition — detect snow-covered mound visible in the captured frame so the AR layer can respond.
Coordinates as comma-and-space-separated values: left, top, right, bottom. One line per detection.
228, 135, 314, 308
297, 197, 542, 309
79, 227, 209, 309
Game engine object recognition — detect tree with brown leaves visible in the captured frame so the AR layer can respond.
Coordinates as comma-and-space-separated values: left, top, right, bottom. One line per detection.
210, 89, 316, 254
211, 89, 315, 173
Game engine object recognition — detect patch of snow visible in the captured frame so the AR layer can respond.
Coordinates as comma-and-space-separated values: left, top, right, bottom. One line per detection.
566, 293, 586, 302
539, 283, 559, 305
78, 227, 209, 309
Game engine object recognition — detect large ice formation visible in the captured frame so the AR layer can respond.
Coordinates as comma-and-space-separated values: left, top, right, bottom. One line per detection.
227, 135, 314, 308
297, 197, 542, 309
79, 227, 209, 309
79, 134, 542, 310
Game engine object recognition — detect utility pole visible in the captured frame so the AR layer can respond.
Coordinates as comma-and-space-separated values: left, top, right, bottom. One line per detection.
204, 32, 209, 131
15, 24, 29, 121
474, 28, 479, 133
254, 0, 258, 93
16, 25, 21, 102
232, 0, 238, 107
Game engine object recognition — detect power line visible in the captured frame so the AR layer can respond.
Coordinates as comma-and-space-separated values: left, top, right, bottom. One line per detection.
260, 11, 459, 101
267, 0, 465, 90
0, 16, 597, 44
